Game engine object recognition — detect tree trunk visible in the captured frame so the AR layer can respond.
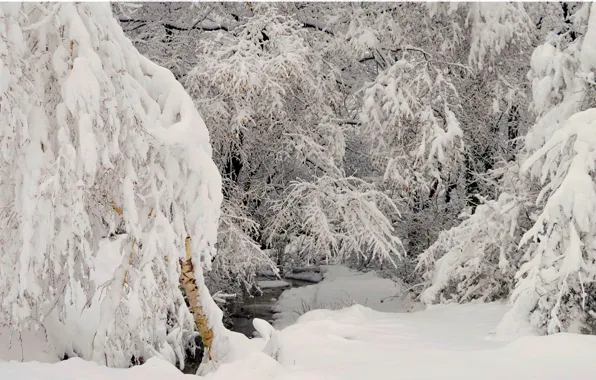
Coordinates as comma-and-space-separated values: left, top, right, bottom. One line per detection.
179, 236, 215, 360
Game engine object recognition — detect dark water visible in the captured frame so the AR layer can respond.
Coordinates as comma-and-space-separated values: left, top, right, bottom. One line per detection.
227, 277, 313, 337
181, 280, 295, 374
181, 273, 318, 373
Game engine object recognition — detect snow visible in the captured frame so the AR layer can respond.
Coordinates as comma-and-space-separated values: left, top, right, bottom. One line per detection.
258, 281, 291, 289
2, 263, 595, 378
0, 329, 60, 364
0, 2, 227, 367
283, 272, 323, 283
276, 303, 596, 379
580, 4, 596, 74
0, 235, 170, 364
272, 265, 419, 329
3, 302, 596, 379
0, 357, 189, 380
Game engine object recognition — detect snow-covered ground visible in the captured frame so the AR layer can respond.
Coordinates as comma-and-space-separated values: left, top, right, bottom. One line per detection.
0, 357, 190, 380
2, 265, 596, 379
273, 303, 596, 379
273, 265, 422, 328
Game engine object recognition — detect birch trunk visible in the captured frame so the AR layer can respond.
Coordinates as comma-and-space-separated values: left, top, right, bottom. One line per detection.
180, 236, 215, 359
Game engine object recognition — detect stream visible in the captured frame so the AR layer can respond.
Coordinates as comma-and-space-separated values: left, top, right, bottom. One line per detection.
181, 268, 323, 373
181, 276, 312, 374
226, 276, 315, 337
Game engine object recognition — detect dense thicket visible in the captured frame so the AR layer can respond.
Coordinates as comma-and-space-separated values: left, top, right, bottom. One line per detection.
115, 2, 596, 336
2, 2, 596, 375
116, 2, 533, 288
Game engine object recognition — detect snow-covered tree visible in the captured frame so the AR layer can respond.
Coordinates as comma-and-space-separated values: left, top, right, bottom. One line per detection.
418, 181, 533, 304
498, 3, 596, 336
349, 3, 539, 267
0, 2, 225, 368
117, 3, 576, 300
418, 2, 596, 336
184, 4, 349, 281
118, 3, 404, 283
266, 176, 404, 266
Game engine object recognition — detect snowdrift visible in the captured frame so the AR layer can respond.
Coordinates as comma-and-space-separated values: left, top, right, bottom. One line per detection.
3, 302, 596, 379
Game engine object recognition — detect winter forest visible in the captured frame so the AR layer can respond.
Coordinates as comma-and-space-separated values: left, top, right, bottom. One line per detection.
1, 2, 596, 379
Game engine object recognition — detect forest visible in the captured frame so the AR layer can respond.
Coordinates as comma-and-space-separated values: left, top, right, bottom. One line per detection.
1, 2, 596, 379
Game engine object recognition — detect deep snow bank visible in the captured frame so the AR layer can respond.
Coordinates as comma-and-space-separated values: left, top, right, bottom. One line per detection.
3, 303, 596, 379
3, 266, 596, 379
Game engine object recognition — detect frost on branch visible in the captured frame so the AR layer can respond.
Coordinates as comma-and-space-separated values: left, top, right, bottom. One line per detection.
185, 6, 346, 281
266, 176, 404, 266
186, 5, 341, 175
419, 191, 529, 305
498, 3, 596, 336
208, 180, 277, 294
0, 3, 225, 367
466, 3, 533, 70
500, 109, 596, 336
361, 58, 464, 196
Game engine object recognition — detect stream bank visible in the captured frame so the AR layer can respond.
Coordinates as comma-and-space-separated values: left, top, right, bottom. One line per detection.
226, 274, 319, 337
